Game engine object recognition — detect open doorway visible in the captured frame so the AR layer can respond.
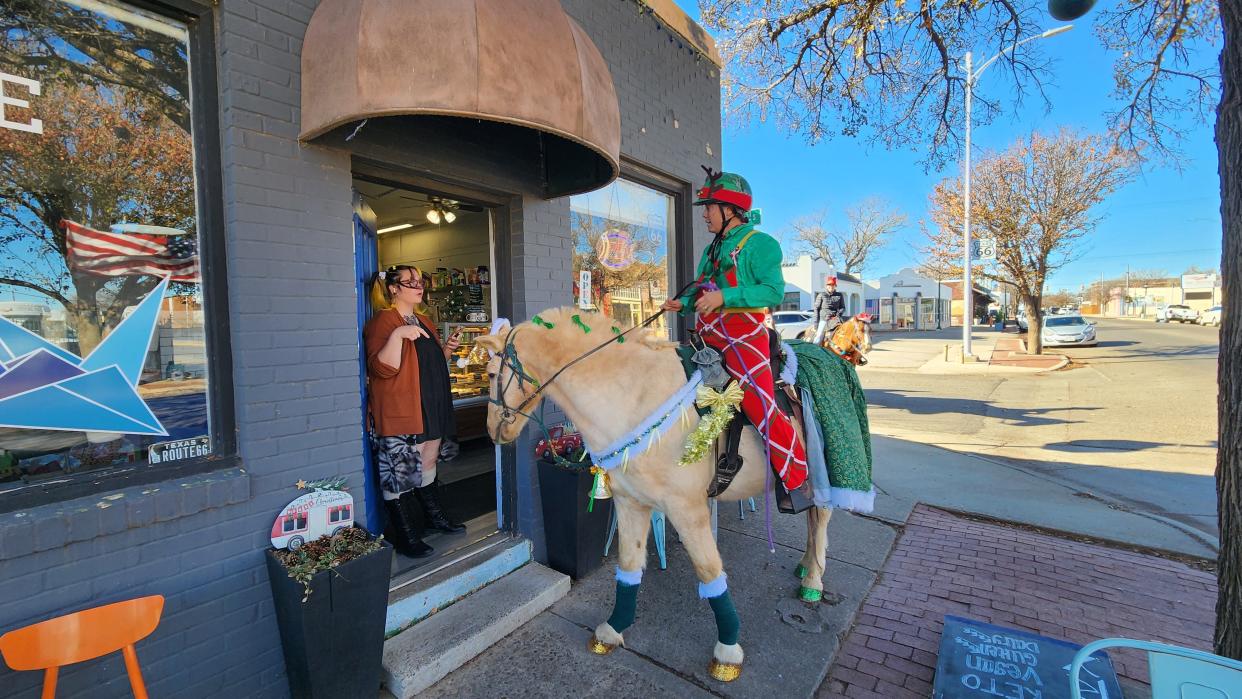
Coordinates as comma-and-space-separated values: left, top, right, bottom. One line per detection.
353, 175, 499, 580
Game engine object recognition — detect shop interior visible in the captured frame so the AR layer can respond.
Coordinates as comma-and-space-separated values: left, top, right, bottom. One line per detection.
353, 176, 498, 579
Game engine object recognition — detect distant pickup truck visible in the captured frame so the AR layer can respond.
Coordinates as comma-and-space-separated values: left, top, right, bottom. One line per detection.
1157, 304, 1199, 323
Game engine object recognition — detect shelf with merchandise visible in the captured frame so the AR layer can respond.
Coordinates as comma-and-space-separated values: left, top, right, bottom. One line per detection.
444, 323, 491, 404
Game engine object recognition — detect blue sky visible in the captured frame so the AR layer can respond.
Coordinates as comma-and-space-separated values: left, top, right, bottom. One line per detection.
674, 2, 1223, 293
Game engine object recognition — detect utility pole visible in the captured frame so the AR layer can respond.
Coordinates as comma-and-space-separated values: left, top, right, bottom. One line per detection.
1124, 266, 1130, 317
959, 25, 1073, 358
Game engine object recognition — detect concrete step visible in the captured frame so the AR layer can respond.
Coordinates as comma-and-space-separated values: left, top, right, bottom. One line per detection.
385, 535, 531, 636
380, 562, 570, 698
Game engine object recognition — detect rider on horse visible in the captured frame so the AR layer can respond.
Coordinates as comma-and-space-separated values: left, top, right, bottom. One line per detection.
812, 276, 847, 344
662, 169, 809, 493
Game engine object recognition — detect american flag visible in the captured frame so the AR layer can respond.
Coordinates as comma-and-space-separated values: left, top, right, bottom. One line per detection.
62, 220, 200, 282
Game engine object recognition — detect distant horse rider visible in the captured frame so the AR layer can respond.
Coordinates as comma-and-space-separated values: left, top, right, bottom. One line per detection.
812, 276, 846, 344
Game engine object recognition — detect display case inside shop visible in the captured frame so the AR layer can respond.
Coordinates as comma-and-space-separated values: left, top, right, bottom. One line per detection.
444, 323, 491, 405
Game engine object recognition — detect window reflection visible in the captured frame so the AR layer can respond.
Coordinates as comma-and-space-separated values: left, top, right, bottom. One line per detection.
0, 1, 210, 494
570, 180, 675, 337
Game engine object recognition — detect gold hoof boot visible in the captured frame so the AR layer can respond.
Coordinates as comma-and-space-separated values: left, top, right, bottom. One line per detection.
708, 659, 743, 682
588, 634, 619, 655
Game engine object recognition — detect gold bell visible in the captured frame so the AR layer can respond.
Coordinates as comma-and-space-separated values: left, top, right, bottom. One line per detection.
588, 467, 612, 501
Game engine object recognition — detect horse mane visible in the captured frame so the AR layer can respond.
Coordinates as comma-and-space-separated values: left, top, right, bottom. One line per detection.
513, 307, 676, 371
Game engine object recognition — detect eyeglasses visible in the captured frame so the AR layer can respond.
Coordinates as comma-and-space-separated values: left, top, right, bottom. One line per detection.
393, 279, 424, 290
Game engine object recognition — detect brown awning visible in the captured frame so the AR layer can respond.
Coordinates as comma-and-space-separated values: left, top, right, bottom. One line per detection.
300, 0, 620, 197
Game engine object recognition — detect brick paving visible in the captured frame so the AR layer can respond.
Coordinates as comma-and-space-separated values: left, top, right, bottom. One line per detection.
819, 505, 1217, 698
988, 336, 1067, 369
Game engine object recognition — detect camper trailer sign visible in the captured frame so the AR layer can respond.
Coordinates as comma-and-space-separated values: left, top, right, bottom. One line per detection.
270, 488, 355, 551
148, 436, 210, 464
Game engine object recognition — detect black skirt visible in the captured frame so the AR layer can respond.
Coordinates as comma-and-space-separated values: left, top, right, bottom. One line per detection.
413, 319, 455, 442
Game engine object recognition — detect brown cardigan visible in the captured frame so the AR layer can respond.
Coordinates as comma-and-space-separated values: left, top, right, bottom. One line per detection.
363, 308, 444, 436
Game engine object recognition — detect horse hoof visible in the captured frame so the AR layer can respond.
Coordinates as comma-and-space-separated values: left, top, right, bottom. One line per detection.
588, 634, 619, 655
798, 586, 822, 603
794, 564, 807, 579
708, 659, 743, 682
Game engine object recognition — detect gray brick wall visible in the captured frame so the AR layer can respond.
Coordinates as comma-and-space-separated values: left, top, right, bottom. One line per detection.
0, 1, 720, 696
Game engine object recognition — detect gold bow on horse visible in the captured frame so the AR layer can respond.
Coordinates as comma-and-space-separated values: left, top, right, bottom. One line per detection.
680, 382, 746, 467
695, 382, 744, 412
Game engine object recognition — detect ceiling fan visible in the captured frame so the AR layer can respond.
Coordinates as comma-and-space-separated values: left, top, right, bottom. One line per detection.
420, 196, 483, 224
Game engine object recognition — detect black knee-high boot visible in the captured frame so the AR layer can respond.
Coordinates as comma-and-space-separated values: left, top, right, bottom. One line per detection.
384, 496, 433, 558
414, 481, 465, 533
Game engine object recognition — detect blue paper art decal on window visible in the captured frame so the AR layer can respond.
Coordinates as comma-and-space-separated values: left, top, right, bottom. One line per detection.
0, 279, 170, 436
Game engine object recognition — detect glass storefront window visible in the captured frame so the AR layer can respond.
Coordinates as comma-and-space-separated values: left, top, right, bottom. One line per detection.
0, 1, 211, 494
571, 179, 675, 337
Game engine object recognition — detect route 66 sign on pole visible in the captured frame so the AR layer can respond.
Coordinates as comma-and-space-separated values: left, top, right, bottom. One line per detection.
972, 238, 997, 261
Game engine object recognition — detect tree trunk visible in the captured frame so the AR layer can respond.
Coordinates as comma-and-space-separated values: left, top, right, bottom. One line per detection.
1216, 0, 1242, 661
1023, 292, 1043, 355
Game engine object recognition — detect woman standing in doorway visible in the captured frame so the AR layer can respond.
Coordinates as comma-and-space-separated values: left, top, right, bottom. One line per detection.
364, 265, 466, 559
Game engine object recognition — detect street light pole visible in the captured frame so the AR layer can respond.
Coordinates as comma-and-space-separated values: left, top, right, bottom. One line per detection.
961, 24, 1073, 358
963, 49, 974, 355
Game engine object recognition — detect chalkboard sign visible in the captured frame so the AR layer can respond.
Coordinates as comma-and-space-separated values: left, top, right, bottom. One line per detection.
933, 616, 1123, 699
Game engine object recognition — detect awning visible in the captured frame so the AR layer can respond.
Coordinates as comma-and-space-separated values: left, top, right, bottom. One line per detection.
300, 0, 620, 198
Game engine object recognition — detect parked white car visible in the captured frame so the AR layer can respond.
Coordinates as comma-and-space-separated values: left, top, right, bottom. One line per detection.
1041, 315, 1098, 347
1199, 305, 1223, 326
1157, 304, 1199, 323
771, 310, 814, 340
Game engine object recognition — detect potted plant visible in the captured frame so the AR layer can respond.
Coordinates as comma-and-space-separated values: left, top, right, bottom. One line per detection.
265, 479, 393, 698
535, 426, 612, 579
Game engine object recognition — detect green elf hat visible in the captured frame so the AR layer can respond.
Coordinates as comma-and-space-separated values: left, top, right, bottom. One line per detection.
694, 167, 753, 212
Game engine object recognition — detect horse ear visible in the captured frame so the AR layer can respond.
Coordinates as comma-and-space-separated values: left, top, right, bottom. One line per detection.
476, 333, 504, 353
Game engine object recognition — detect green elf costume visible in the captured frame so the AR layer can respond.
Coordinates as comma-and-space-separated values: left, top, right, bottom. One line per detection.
674, 169, 809, 492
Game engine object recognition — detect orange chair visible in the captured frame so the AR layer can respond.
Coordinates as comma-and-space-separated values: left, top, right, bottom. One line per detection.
0, 595, 164, 699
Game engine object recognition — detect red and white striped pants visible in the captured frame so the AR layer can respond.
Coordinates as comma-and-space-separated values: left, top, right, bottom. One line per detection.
696, 311, 808, 490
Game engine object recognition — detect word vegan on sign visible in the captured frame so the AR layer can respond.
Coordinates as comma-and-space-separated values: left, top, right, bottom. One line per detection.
933, 617, 1122, 699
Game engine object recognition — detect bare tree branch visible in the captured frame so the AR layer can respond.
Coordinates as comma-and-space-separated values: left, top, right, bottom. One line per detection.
790, 198, 904, 274
703, 0, 1218, 166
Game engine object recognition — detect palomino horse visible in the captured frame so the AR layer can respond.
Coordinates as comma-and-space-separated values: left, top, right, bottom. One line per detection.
804, 314, 873, 366
477, 308, 838, 683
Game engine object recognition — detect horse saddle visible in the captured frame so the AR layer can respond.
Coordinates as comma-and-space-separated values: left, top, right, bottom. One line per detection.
705, 329, 814, 514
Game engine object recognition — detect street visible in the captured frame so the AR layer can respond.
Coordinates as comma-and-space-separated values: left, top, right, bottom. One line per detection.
858, 317, 1220, 547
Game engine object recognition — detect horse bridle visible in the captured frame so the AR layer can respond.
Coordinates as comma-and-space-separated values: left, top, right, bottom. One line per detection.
487, 312, 666, 444
827, 317, 869, 362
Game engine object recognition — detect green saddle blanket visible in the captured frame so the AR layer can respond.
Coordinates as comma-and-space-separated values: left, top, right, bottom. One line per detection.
786, 340, 874, 510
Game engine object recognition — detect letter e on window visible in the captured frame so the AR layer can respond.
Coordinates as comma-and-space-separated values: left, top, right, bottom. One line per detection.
0, 72, 42, 134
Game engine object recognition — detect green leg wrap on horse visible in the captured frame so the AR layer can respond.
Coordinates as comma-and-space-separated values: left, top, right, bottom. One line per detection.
708, 591, 740, 646
608, 582, 640, 632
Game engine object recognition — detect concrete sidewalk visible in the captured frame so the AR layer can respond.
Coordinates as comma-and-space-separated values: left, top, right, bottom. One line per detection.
862, 327, 1067, 375
412, 431, 1216, 697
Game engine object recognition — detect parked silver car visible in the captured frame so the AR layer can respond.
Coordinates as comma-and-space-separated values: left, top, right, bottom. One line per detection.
1199, 305, 1223, 326
1041, 315, 1098, 347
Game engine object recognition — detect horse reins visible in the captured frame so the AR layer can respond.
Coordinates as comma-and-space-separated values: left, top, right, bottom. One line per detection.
489, 278, 702, 442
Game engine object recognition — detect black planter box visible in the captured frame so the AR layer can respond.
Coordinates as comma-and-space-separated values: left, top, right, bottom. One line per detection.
265, 536, 394, 699
537, 456, 613, 579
